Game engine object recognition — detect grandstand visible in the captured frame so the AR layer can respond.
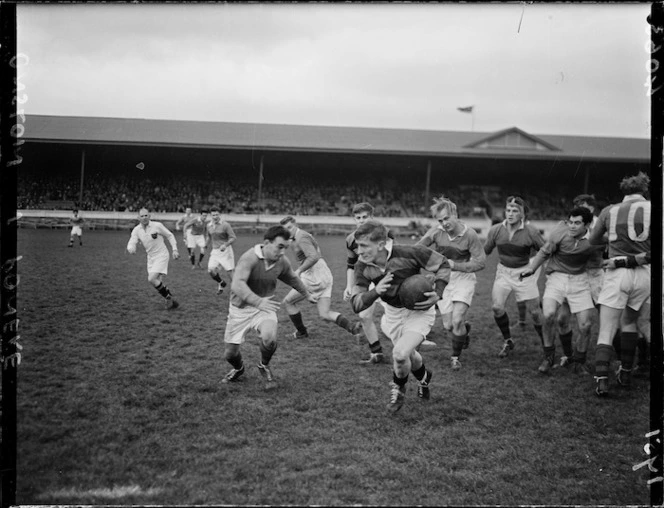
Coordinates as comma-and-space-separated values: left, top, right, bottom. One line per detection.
17, 115, 649, 232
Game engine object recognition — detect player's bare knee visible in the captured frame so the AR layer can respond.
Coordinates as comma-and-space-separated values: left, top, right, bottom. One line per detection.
543, 310, 557, 326
491, 304, 505, 317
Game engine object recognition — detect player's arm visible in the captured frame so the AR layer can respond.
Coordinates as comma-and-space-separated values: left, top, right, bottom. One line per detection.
449, 231, 486, 273
603, 251, 651, 269
294, 236, 321, 275
417, 246, 451, 308
344, 237, 359, 300
350, 268, 392, 313
414, 227, 436, 248
520, 234, 557, 278
126, 228, 139, 254
221, 223, 237, 250
278, 258, 316, 302
231, 256, 280, 311
158, 223, 180, 258
588, 208, 609, 246
483, 227, 497, 256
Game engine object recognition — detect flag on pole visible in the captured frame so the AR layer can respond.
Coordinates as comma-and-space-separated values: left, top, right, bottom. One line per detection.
457, 105, 474, 113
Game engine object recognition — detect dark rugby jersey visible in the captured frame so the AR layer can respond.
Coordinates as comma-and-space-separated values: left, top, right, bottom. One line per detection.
590, 195, 651, 258
351, 241, 450, 311
532, 221, 595, 275
416, 223, 485, 273
230, 245, 306, 309
484, 220, 545, 269
187, 217, 208, 236
292, 228, 322, 267
345, 228, 396, 270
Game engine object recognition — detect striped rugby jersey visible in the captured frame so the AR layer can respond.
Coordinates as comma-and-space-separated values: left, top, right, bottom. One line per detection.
416, 223, 486, 273
230, 244, 307, 309
484, 220, 545, 269
352, 240, 450, 310
345, 228, 396, 270
532, 221, 596, 275
590, 195, 651, 258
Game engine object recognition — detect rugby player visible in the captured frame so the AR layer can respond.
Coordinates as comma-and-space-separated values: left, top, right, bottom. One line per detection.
175, 206, 193, 250
183, 209, 209, 269
280, 216, 362, 340
350, 220, 451, 413
126, 208, 180, 309
220, 225, 315, 390
68, 209, 84, 247
416, 196, 486, 370
484, 196, 545, 358
207, 207, 236, 295
520, 207, 597, 374
589, 172, 651, 396
343, 203, 389, 364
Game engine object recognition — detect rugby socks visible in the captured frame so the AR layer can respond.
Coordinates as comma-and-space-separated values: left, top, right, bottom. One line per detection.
517, 301, 527, 323
393, 372, 408, 387
369, 341, 384, 355
186, 248, 192, 257
543, 345, 555, 365
619, 332, 638, 371
451, 333, 466, 357
289, 312, 308, 336
411, 364, 427, 383
494, 312, 511, 340
594, 344, 613, 378
572, 349, 587, 364
612, 330, 622, 361
637, 335, 649, 366
259, 341, 278, 366
334, 314, 356, 334
558, 331, 574, 358
155, 282, 172, 299
210, 272, 222, 283
228, 354, 244, 371
198, 253, 205, 263
534, 324, 544, 344
190, 254, 196, 265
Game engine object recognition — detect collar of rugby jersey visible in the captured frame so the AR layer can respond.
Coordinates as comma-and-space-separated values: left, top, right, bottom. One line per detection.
254, 243, 278, 270
623, 194, 646, 202
501, 218, 525, 231
140, 220, 152, 230
438, 222, 468, 241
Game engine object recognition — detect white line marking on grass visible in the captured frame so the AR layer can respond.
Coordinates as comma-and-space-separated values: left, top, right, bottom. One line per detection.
38, 484, 164, 500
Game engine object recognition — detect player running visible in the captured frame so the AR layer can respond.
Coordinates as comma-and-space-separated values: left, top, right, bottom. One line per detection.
520, 207, 597, 374
206, 207, 236, 295
220, 225, 315, 390
484, 196, 545, 358
183, 209, 209, 269
589, 172, 651, 397
343, 202, 389, 364
175, 206, 194, 251
126, 208, 180, 309
416, 196, 486, 370
280, 216, 363, 340
350, 220, 451, 413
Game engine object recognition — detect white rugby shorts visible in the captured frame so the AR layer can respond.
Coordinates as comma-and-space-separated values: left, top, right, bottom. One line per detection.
493, 263, 541, 302
597, 265, 651, 311
380, 304, 435, 344
543, 271, 594, 313
187, 233, 206, 250
436, 271, 476, 315
224, 303, 278, 344
147, 250, 169, 275
208, 247, 235, 271
70, 226, 82, 236
298, 259, 334, 301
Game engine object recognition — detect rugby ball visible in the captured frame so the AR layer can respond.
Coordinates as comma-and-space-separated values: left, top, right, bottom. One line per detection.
398, 274, 434, 310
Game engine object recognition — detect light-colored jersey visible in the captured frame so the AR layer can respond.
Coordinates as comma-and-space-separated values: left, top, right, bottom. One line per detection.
484, 220, 545, 269
230, 245, 307, 309
207, 220, 236, 249
417, 223, 486, 273
127, 221, 177, 257
590, 195, 651, 258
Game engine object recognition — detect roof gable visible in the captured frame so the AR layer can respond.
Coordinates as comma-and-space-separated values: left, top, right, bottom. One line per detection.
464, 127, 561, 152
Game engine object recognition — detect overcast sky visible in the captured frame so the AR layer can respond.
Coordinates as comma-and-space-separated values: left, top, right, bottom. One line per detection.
16, 3, 652, 139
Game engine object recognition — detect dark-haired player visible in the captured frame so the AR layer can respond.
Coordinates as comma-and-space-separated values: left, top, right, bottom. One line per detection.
484, 196, 545, 358
350, 220, 450, 413
220, 225, 315, 390
520, 207, 597, 374
417, 196, 485, 370
589, 172, 651, 397
183, 209, 209, 269
207, 207, 236, 295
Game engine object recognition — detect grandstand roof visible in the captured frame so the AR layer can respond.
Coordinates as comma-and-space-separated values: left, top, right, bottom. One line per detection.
24, 114, 649, 163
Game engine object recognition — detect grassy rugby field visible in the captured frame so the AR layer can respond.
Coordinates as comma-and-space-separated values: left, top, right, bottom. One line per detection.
14, 228, 651, 505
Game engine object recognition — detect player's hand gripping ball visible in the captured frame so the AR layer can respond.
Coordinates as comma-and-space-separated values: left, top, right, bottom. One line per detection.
398, 274, 435, 310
